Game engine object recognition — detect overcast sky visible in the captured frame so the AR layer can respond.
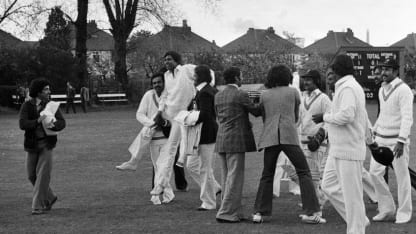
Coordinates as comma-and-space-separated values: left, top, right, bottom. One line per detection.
3, 0, 416, 47
174, 0, 416, 47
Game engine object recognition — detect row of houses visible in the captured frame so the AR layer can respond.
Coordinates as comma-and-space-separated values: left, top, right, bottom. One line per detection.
1, 19, 416, 89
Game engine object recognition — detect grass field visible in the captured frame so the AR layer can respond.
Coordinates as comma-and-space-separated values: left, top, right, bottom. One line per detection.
0, 103, 415, 234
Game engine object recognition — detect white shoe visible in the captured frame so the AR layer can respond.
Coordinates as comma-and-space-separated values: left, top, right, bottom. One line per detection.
252, 213, 263, 223
115, 161, 137, 171
301, 214, 327, 224
150, 195, 161, 205
395, 218, 411, 224
372, 212, 395, 222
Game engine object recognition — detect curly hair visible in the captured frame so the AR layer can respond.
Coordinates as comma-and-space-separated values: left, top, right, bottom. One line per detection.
29, 78, 50, 98
264, 64, 293, 88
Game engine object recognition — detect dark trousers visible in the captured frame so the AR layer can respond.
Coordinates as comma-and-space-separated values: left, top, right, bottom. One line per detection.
81, 99, 87, 113
152, 149, 187, 190
65, 99, 76, 113
254, 144, 320, 216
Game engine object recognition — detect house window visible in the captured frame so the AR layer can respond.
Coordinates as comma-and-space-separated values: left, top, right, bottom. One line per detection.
92, 51, 100, 62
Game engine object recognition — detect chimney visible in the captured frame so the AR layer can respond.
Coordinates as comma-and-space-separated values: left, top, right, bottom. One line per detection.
366, 29, 370, 44
183, 19, 188, 28
346, 28, 353, 37
212, 40, 216, 46
266, 27, 275, 34
327, 30, 334, 37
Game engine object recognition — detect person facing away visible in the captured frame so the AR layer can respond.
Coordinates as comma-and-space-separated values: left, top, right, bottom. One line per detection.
214, 66, 261, 223
65, 81, 76, 114
315, 54, 370, 234
369, 58, 414, 224
19, 78, 66, 215
252, 65, 325, 224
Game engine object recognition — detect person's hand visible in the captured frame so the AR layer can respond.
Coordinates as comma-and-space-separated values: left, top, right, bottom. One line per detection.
46, 121, 55, 129
152, 111, 164, 127
393, 142, 404, 158
37, 115, 47, 123
312, 113, 324, 124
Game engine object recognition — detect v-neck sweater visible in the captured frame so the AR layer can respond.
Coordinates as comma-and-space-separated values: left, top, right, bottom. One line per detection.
373, 77, 414, 143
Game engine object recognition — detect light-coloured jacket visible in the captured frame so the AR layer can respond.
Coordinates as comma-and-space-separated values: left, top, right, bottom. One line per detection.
258, 86, 300, 150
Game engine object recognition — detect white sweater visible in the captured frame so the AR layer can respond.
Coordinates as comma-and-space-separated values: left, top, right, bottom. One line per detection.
373, 77, 413, 143
299, 89, 331, 141
323, 75, 368, 161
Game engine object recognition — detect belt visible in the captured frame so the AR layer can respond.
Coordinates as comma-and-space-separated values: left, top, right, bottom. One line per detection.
152, 136, 167, 140
374, 132, 399, 139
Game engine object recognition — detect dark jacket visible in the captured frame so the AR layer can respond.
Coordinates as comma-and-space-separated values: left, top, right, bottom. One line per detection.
188, 84, 218, 144
19, 99, 66, 151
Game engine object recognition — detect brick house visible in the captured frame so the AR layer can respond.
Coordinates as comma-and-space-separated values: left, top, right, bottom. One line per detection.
305, 28, 371, 55
69, 21, 115, 79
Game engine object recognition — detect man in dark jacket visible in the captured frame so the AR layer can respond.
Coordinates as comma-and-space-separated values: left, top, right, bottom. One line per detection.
186, 65, 221, 210
19, 78, 66, 215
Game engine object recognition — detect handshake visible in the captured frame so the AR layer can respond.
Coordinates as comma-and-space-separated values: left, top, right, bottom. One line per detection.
306, 128, 326, 152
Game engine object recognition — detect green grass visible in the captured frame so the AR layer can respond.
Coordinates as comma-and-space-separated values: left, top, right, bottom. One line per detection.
0, 104, 415, 233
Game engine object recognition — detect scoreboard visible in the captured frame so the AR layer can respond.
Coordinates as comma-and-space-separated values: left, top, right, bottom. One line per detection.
335, 47, 405, 99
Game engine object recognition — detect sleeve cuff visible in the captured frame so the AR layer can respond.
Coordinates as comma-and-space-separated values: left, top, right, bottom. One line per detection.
323, 113, 329, 122
398, 136, 407, 143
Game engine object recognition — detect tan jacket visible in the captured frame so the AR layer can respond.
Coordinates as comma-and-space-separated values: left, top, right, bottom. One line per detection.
258, 86, 300, 150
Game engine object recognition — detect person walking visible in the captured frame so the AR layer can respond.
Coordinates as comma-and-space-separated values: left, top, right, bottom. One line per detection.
369, 59, 413, 224
19, 78, 66, 215
316, 54, 370, 234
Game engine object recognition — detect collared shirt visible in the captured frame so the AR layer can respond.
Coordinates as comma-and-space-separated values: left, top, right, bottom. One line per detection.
159, 64, 216, 118
228, 84, 239, 89
158, 64, 197, 117
196, 82, 207, 92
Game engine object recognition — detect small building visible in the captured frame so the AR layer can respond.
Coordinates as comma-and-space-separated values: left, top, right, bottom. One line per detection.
68, 20, 115, 79
305, 28, 371, 55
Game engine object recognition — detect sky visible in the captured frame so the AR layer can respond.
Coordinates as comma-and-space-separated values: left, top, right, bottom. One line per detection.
2, 0, 416, 48
174, 0, 416, 47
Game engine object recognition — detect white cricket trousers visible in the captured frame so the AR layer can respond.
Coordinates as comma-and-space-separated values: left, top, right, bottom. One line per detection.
154, 118, 186, 191
150, 138, 174, 201
369, 137, 412, 222
186, 143, 218, 209
322, 156, 368, 234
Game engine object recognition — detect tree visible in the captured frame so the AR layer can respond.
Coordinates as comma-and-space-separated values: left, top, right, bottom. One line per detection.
39, 6, 70, 51
0, 0, 46, 36
74, 0, 89, 87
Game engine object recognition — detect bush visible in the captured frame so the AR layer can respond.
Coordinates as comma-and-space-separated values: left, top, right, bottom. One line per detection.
0, 85, 17, 107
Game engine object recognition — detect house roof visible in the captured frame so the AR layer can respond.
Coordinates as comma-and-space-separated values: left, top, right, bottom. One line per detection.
69, 20, 114, 51
0, 29, 22, 49
221, 27, 304, 54
135, 20, 219, 54
305, 28, 371, 55
391, 33, 416, 54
